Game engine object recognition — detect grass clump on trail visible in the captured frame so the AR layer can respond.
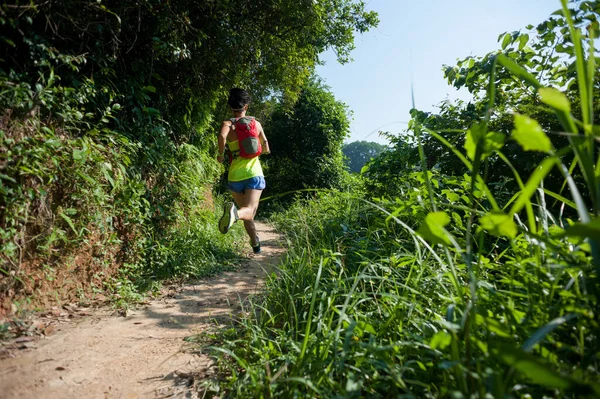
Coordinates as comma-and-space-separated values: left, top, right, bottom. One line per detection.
209, 2, 600, 397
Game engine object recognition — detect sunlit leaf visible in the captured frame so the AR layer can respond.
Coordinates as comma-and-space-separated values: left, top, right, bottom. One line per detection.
539, 87, 571, 113
73, 148, 87, 163
417, 211, 451, 246
510, 157, 557, 214
429, 331, 452, 350
479, 211, 518, 238
476, 314, 512, 338
483, 132, 505, 156
512, 114, 553, 152
518, 33, 529, 50
464, 125, 483, 160
345, 375, 361, 392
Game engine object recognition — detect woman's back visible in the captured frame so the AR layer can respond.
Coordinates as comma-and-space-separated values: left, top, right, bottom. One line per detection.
226, 119, 263, 182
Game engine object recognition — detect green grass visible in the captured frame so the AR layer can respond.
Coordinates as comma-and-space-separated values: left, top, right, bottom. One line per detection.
207, 188, 597, 398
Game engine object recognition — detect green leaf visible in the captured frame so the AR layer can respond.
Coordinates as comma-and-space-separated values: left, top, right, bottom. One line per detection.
102, 168, 115, 188
143, 85, 156, 93
77, 171, 98, 186
345, 375, 361, 392
464, 125, 483, 160
539, 87, 571, 113
501, 33, 512, 50
497, 54, 541, 89
429, 331, 452, 350
494, 345, 569, 389
512, 114, 553, 152
73, 148, 87, 163
357, 321, 376, 335
143, 107, 160, 115
542, 188, 577, 211
59, 211, 79, 236
479, 211, 518, 238
510, 156, 557, 215
476, 314, 512, 338
518, 33, 529, 50
483, 132, 505, 157
3, 38, 16, 47
417, 211, 451, 246
0, 173, 17, 184
464, 125, 505, 161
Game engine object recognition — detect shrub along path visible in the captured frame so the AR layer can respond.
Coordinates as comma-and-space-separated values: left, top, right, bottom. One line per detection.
0, 221, 285, 398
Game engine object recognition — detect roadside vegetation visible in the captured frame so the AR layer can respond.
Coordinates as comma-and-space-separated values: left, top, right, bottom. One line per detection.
0, 0, 377, 315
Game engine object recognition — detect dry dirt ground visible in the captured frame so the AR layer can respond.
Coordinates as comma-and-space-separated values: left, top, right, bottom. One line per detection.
0, 222, 285, 399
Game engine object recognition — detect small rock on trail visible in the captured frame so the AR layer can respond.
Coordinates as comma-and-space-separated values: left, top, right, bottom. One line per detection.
0, 222, 285, 399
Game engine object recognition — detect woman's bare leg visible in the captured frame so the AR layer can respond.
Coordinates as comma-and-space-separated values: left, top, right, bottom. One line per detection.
230, 189, 263, 245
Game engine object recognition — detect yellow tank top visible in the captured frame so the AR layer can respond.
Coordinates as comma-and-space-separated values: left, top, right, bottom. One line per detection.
227, 140, 263, 182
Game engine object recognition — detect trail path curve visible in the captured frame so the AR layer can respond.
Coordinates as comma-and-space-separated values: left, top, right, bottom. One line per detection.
0, 221, 284, 399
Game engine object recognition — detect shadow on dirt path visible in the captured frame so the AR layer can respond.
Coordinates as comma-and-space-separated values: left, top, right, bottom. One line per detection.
0, 221, 285, 399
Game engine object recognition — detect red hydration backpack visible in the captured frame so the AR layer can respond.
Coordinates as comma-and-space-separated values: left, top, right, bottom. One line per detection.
231, 116, 262, 158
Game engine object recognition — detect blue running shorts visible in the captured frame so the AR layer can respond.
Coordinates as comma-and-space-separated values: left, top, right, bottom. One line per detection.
227, 176, 266, 193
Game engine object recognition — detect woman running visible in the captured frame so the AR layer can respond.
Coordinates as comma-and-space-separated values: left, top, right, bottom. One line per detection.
217, 88, 270, 254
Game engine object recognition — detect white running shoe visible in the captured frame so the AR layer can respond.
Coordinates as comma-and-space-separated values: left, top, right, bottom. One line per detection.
219, 202, 238, 234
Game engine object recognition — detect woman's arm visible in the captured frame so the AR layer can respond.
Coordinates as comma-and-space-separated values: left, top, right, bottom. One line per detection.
217, 121, 232, 163
256, 121, 270, 154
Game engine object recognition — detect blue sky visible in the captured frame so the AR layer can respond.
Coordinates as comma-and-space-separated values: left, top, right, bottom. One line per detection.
316, 0, 560, 144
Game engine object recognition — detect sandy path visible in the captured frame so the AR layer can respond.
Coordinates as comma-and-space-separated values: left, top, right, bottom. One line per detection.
0, 222, 284, 399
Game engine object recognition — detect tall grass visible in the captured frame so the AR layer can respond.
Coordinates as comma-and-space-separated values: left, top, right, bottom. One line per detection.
207, 1, 599, 397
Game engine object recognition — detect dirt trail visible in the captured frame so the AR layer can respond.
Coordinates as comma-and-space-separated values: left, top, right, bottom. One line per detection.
0, 222, 284, 399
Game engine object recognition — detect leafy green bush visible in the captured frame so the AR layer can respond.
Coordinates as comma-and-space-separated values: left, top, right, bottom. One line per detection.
0, 0, 378, 311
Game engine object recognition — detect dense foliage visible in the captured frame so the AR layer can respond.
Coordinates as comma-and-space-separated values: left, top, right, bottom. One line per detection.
342, 140, 388, 173
263, 78, 353, 200
209, 1, 600, 397
0, 0, 377, 313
